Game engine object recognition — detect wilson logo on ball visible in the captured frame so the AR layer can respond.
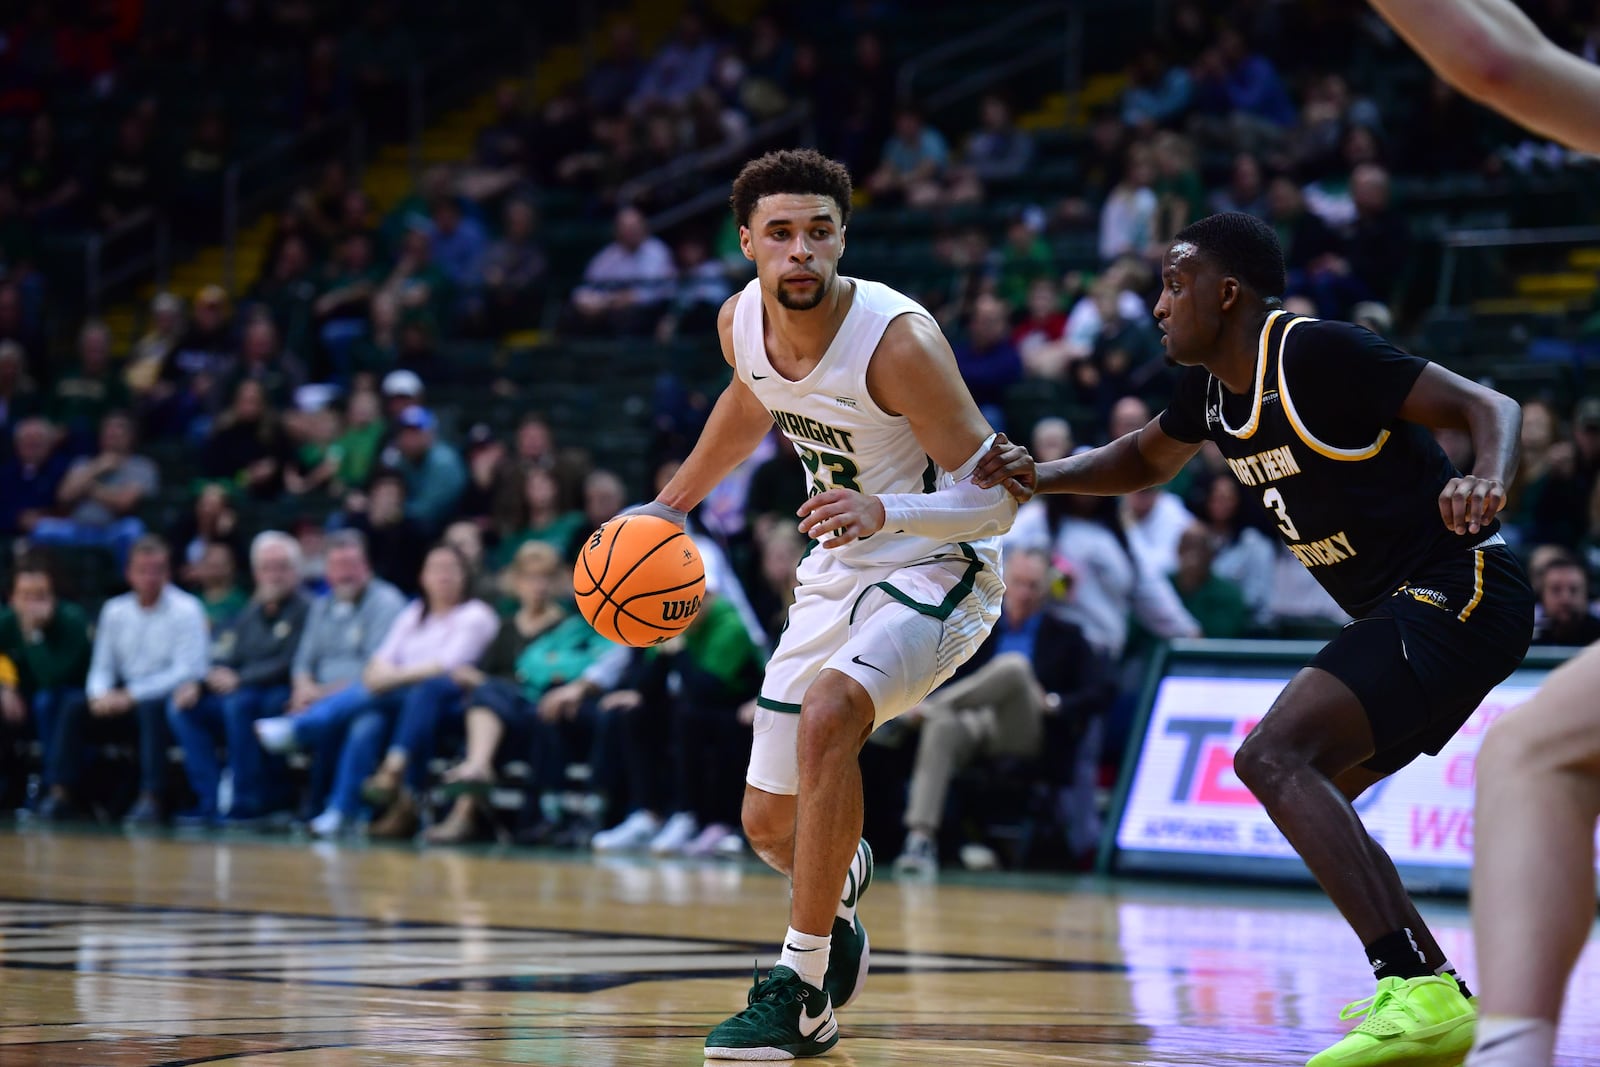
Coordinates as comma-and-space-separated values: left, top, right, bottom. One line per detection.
661, 596, 701, 621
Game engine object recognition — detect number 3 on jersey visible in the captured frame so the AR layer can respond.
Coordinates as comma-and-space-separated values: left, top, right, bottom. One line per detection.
797, 444, 861, 494
1262, 487, 1300, 540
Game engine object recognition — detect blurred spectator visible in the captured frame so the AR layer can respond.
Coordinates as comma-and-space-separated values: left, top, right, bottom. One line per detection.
167, 531, 310, 824
496, 466, 585, 568
1509, 398, 1559, 527
1150, 131, 1205, 243
255, 543, 496, 837
50, 321, 129, 446
153, 284, 235, 439
174, 111, 230, 240
352, 290, 402, 375
315, 231, 384, 372
996, 211, 1056, 312
335, 390, 385, 490
1099, 144, 1158, 263
346, 469, 429, 594
481, 199, 548, 334
94, 113, 160, 230
1005, 417, 1076, 550
0, 284, 43, 384
441, 520, 497, 603
15, 116, 81, 226
284, 405, 343, 498
0, 341, 39, 448
1339, 164, 1411, 311
0, 418, 68, 537
631, 12, 718, 113
384, 406, 465, 533
1268, 175, 1341, 284
1076, 280, 1164, 419
1014, 278, 1074, 379
0, 557, 91, 818
290, 530, 407, 715
228, 316, 308, 410
248, 239, 320, 362
379, 226, 451, 338
588, 22, 647, 116
126, 293, 185, 397
661, 235, 734, 338
867, 106, 952, 207
746, 522, 805, 645
1121, 46, 1193, 129
429, 197, 489, 296
190, 541, 249, 632
1190, 27, 1296, 149
1107, 394, 1152, 442
457, 423, 509, 525
568, 207, 677, 337
962, 95, 1035, 187
66, 537, 208, 824
1196, 474, 1277, 627
1121, 480, 1193, 578
893, 547, 1108, 876
31, 412, 155, 565
569, 469, 628, 559
171, 483, 246, 593
590, 581, 763, 856
201, 380, 292, 499
1210, 152, 1268, 218
1172, 523, 1250, 638
1531, 556, 1600, 646
952, 294, 1023, 429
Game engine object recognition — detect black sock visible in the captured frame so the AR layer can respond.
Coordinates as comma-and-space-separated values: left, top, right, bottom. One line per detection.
1438, 964, 1473, 999
1364, 928, 1430, 980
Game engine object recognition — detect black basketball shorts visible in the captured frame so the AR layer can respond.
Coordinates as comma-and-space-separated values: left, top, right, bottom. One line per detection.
1310, 541, 1534, 775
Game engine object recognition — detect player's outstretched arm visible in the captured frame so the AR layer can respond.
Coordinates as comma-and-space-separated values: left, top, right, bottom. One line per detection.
654, 294, 776, 517
1006, 417, 1198, 497
798, 314, 1017, 546
1370, 0, 1600, 153
1399, 363, 1522, 535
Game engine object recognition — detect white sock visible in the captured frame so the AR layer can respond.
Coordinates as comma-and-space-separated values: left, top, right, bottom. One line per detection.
1467, 1015, 1556, 1067
777, 926, 830, 990
836, 839, 869, 924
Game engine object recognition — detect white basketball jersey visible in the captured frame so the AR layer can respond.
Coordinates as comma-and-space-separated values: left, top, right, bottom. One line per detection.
732, 276, 1003, 570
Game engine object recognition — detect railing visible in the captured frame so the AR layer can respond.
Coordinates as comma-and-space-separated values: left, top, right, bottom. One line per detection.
82, 209, 171, 316
896, 2, 1077, 109
221, 113, 366, 294
1433, 224, 1600, 308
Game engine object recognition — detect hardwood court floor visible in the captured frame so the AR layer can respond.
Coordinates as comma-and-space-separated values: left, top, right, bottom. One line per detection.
3, 829, 1600, 1066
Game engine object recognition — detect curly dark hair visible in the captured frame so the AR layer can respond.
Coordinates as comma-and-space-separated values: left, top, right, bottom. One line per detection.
729, 149, 853, 229
1173, 212, 1287, 299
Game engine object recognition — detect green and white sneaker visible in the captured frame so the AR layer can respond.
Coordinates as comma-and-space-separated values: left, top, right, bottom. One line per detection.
825, 838, 873, 1010
705, 965, 839, 1060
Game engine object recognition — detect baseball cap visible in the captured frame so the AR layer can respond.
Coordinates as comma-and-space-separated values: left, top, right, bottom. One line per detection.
396, 406, 437, 432
382, 369, 425, 398
465, 422, 496, 450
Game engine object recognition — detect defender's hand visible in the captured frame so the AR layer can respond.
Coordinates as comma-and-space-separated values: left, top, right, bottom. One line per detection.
797, 488, 886, 547
971, 433, 1037, 503
1440, 475, 1505, 536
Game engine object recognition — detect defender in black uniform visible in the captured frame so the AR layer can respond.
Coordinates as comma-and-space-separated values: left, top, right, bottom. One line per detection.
976, 213, 1533, 1067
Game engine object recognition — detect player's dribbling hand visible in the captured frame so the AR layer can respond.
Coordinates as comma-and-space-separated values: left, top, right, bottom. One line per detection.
971, 433, 1037, 503
1439, 475, 1506, 536
624, 500, 688, 529
798, 488, 885, 547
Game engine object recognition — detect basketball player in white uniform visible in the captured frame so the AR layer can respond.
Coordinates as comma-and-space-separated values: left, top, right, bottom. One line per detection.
1362, 4, 1600, 1065
632, 149, 1018, 1059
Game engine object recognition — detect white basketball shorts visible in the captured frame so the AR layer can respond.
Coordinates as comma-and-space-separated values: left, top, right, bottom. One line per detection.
746, 542, 1004, 796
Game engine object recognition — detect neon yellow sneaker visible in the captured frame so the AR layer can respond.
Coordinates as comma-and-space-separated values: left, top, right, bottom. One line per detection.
1307, 974, 1476, 1066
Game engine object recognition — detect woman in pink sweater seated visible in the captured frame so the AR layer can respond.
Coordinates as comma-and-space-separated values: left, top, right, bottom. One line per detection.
255, 543, 498, 836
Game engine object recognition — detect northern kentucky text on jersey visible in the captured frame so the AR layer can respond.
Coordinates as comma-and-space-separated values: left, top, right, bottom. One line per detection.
1226, 442, 1358, 570
770, 409, 858, 454
1225, 445, 1302, 487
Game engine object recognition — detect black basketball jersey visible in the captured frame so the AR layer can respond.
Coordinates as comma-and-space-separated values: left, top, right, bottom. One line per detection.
1159, 310, 1495, 618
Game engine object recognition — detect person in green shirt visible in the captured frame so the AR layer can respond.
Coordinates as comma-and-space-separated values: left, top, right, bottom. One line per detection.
51, 321, 130, 446
333, 390, 385, 490
492, 466, 585, 568
0, 555, 92, 816
1173, 523, 1251, 639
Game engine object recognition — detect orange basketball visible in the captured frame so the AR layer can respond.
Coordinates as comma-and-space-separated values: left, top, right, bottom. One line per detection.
574, 514, 706, 647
